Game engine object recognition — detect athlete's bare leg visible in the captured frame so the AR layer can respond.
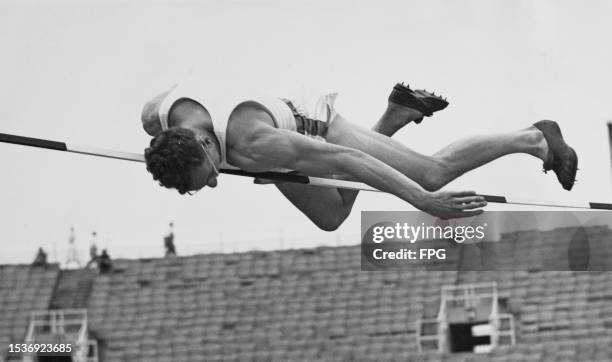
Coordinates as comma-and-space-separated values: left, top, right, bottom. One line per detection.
275, 95, 551, 231
274, 101, 422, 231
325, 113, 548, 192
372, 102, 424, 136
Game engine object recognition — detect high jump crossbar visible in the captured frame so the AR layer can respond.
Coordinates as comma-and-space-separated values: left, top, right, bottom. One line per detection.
1, 132, 611, 210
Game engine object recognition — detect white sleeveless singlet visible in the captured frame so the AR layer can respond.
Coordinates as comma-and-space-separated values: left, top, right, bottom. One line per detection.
145, 83, 338, 173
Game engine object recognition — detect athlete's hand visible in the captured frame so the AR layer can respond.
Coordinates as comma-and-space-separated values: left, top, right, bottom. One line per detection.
416, 190, 487, 219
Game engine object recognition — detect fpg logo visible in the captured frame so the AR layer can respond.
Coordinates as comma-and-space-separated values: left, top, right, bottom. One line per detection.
420, 248, 446, 260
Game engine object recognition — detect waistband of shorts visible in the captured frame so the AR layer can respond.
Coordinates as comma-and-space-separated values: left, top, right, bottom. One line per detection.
281, 99, 328, 138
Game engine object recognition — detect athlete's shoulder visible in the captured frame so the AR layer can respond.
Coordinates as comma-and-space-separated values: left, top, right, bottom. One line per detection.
228, 101, 276, 135
226, 100, 276, 149
230, 100, 271, 118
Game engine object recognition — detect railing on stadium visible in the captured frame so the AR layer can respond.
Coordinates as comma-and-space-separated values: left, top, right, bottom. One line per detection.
417, 282, 516, 353
22, 309, 98, 362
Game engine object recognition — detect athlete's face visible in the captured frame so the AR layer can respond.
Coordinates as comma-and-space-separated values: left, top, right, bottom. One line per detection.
186, 140, 219, 194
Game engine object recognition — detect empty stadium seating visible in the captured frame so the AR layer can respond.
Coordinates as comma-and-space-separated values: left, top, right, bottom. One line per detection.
1, 226, 612, 361
0, 264, 59, 344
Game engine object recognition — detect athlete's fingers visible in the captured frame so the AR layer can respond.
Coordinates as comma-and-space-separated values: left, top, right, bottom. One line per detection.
454, 196, 487, 204
457, 201, 488, 210
451, 190, 477, 198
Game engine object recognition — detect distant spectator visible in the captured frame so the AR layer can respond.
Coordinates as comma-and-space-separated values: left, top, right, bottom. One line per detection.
164, 233, 176, 257
32, 247, 47, 267
98, 249, 113, 273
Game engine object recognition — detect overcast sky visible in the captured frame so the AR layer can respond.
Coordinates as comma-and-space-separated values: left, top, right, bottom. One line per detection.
1, 0, 611, 264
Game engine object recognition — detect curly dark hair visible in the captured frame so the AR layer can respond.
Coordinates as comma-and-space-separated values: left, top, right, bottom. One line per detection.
144, 128, 204, 194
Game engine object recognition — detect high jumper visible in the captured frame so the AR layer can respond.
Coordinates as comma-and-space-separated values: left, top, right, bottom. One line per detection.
2, 128, 610, 214
137, 82, 579, 230
1, 83, 601, 229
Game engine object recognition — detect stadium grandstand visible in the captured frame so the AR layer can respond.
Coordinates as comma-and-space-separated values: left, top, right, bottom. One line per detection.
2, 225, 612, 362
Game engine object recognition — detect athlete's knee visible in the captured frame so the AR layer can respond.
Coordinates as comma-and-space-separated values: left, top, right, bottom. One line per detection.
316, 219, 342, 232
314, 205, 351, 232
422, 158, 451, 192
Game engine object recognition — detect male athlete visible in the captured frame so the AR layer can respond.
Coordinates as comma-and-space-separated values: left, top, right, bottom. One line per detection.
140, 82, 577, 230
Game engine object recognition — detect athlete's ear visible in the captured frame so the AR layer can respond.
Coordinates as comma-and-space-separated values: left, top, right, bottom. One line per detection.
203, 136, 214, 147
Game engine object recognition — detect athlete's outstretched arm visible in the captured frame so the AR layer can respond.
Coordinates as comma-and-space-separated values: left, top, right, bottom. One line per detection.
245, 127, 487, 219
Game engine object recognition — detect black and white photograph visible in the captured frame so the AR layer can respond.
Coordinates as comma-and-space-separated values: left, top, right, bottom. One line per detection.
1, 1, 612, 361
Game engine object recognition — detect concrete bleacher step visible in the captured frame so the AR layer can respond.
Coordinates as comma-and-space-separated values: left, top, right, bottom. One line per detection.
0, 264, 60, 362
50, 268, 97, 309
